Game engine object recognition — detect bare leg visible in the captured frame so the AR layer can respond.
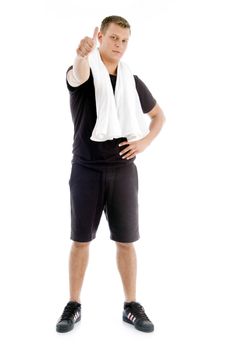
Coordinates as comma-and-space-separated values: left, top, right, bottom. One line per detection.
116, 242, 137, 302
69, 241, 90, 303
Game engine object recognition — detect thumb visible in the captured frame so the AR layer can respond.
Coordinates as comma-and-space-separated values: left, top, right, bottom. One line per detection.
92, 26, 99, 43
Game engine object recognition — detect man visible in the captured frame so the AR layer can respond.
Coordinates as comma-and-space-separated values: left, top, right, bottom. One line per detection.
56, 15, 165, 333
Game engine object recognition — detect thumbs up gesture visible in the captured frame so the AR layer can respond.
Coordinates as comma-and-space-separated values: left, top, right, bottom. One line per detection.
76, 27, 99, 58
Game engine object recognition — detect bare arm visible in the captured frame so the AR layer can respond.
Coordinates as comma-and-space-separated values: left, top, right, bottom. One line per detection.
118, 103, 166, 160
67, 27, 99, 87
143, 103, 166, 144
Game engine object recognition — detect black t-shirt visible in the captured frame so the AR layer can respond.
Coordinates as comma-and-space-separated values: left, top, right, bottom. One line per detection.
66, 67, 156, 169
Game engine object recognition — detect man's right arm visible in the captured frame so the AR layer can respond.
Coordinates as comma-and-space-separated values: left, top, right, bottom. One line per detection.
67, 56, 90, 87
67, 27, 99, 87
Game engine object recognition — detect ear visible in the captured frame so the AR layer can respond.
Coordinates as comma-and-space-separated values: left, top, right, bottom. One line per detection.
97, 31, 103, 43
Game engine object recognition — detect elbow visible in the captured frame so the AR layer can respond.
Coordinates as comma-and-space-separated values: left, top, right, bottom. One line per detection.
162, 114, 166, 124
160, 109, 166, 124
158, 111, 166, 125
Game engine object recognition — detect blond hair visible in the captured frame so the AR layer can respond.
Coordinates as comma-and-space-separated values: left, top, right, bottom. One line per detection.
100, 15, 131, 34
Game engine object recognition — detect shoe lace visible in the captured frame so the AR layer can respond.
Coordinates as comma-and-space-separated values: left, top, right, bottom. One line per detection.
130, 303, 150, 321
61, 303, 78, 320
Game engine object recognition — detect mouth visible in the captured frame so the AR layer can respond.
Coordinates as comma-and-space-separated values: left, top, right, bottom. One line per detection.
112, 50, 121, 54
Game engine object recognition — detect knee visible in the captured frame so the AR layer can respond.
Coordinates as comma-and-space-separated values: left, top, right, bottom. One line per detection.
72, 241, 90, 249
115, 241, 134, 250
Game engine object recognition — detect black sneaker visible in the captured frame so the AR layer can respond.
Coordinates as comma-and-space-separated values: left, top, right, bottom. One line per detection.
123, 301, 154, 333
56, 301, 81, 333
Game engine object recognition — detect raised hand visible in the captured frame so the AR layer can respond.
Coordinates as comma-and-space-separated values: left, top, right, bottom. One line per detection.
76, 27, 99, 58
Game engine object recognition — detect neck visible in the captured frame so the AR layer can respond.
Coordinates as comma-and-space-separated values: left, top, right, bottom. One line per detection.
99, 49, 118, 75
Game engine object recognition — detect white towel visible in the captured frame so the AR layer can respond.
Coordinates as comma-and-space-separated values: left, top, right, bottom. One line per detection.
88, 49, 149, 142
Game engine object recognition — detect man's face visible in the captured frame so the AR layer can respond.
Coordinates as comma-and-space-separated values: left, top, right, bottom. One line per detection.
98, 23, 130, 62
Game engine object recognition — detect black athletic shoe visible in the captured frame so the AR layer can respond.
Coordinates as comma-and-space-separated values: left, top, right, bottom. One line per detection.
123, 301, 154, 333
56, 301, 81, 333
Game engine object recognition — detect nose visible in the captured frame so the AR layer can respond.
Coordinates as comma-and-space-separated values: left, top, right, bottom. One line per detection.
115, 40, 124, 50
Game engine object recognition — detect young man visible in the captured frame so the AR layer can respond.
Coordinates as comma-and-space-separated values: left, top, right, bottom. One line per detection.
56, 15, 165, 333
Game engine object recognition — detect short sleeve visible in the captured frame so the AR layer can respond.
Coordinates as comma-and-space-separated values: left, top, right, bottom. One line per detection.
134, 75, 157, 113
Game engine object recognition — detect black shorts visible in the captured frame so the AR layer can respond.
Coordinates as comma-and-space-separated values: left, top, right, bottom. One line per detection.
68, 163, 139, 243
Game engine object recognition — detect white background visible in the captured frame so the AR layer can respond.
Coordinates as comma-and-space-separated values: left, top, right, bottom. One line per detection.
0, 0, 233, 349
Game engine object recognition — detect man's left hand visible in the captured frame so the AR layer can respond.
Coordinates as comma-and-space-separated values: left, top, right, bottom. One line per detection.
118, 138, 150, 160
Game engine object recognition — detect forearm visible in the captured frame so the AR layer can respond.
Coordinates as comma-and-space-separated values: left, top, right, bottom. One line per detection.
72, 55, 90, 84
144, 111, 165, 144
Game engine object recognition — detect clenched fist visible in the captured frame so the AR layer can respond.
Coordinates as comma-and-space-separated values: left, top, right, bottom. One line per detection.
76, 27, 99, 58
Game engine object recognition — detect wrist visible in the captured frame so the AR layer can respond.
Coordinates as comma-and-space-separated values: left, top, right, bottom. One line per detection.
143, 133, 153, 145
76, 54, 88, 60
